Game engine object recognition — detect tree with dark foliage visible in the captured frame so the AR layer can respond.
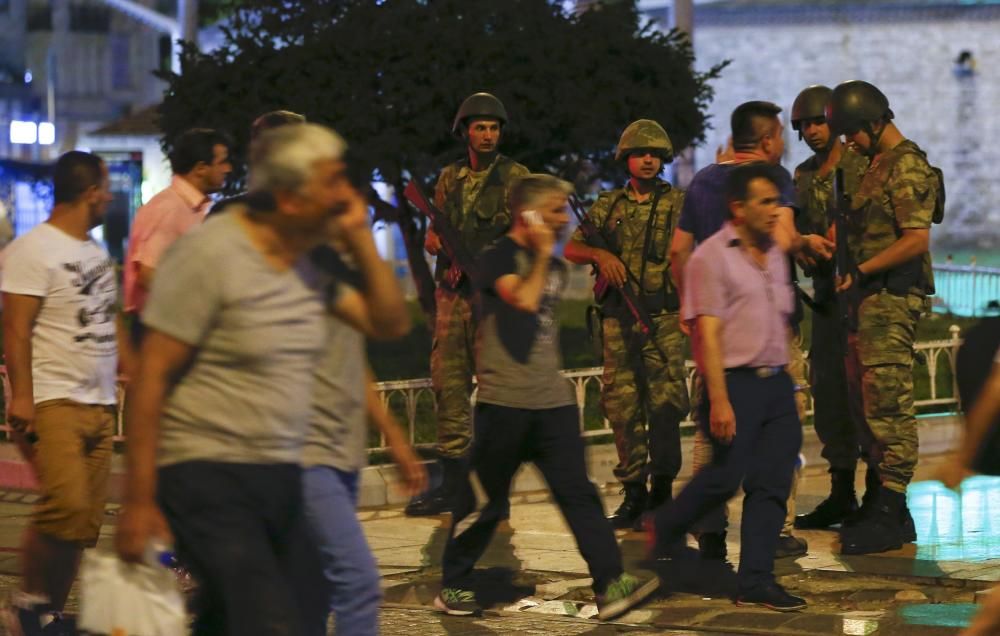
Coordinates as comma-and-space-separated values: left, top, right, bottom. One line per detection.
157, 0, 726, 317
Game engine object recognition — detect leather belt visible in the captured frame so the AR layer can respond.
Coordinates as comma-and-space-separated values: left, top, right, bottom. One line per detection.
725, 366, 784, 378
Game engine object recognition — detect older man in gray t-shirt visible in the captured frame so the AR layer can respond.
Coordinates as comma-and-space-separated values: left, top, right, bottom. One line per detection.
115, 124, 352, 635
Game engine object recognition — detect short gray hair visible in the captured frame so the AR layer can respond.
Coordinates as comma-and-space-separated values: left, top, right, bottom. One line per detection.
508, 173, 573, 215
248, 123, 347, 194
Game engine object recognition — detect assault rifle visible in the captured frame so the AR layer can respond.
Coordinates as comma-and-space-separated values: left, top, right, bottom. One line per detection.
403, 178, 478, 290
833, 168, 860, 352
568, 194, 668, 362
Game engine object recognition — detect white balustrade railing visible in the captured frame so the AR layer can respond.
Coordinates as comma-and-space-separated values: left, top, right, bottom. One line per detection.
0, 326, 966, 453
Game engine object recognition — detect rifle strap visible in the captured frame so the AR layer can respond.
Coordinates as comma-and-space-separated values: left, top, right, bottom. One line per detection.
638, 185, 664, 302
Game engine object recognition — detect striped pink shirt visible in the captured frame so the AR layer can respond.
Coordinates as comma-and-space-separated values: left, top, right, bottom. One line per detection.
124, 176, 209, 313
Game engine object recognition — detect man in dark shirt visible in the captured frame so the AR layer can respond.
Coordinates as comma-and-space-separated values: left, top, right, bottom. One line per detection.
667, 101, 831, 560
434, 174, 657, 622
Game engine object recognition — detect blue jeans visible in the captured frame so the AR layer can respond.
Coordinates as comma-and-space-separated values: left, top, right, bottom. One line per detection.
299, 466, 381, 636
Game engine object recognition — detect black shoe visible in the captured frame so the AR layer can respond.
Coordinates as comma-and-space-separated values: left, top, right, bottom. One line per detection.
608, 482, 647, 530
404, 488, 451, 516
840, 487, 905, 555
736, 583, 807, 612
41, 614, 76, 635
774, 534, 808, 559
405, 456, 468, 517
846, 465, 882, 527
698, 531, 727, 560
795, 469, 858, 530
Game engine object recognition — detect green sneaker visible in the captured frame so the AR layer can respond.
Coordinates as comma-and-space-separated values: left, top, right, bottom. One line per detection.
434, 587, 482, 616
596, 573, 660, 621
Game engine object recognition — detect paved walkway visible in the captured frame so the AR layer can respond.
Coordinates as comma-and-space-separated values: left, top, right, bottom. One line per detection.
0, 453, 995, 634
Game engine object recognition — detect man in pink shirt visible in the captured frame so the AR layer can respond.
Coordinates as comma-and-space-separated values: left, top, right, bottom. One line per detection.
124, 128, 231, 340
648, 163, 806, 612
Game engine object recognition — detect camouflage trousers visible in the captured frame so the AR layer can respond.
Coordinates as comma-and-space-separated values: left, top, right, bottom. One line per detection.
810, 304, 866, 472
846, 291, 924, 494
430, 288, 476, 459
601, 312, 690, 484
691, 329, 807, 535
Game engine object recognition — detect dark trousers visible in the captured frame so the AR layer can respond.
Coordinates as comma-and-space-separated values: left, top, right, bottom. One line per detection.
158, 461, 309, 636
653, 370, 801, 590
127, 312, 144, 349
812, 305, 866, 472
442, 403, 623, 593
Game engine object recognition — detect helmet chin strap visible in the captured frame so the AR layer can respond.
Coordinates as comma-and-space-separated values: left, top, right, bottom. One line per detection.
859, 118, 887, 158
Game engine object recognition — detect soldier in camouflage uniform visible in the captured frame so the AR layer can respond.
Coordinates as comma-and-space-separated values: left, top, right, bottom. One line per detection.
405, 93, 529, 516
827, 80, 939, 554
789, 85, 874, 531
564, 120, 689, 530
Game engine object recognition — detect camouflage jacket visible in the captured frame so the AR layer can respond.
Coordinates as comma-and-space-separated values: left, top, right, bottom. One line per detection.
570, 179, 685, 296
794, 146, 869, 301
794, 146, 869, 237
433, 154, 529, 290
848, 140, 938, 296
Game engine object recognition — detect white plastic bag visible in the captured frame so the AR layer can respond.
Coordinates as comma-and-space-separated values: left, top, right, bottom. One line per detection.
78, 550, 187, 636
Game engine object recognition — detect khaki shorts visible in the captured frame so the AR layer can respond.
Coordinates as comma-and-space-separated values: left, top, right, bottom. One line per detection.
32, 399, 116, 546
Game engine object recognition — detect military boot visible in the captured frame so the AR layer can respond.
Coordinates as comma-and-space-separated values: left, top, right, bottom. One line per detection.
608, 482, 647, 530
795, 469, 858, 530
899, 499, 917, 543
635, 477, 673, 531
647, 476, 673, 510
405, 457, 465, 517
844, 465, 881, 527
840, 486, 906, 555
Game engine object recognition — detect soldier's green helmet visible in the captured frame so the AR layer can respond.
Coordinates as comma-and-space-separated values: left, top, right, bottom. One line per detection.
452, 92, 508, 135
791, 85, 833, 131
615, 119, 674, 162
826, 80, 894, 136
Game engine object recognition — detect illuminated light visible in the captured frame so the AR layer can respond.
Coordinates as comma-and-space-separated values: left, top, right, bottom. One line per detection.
24, 70, 33, 83
38, 122, 55, 145
10, 121, 37, 144
842, 618, 879, 635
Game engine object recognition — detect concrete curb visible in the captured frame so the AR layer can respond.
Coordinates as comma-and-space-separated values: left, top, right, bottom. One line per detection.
0, 414, 960, 508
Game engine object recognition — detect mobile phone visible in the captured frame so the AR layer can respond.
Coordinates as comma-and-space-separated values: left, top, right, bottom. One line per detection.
522, 209, 542, 226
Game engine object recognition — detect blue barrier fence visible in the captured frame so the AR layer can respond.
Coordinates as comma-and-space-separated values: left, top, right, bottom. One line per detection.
933, 263, 1000, 317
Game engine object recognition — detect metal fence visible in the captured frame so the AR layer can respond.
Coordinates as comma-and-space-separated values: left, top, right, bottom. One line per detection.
932, 263, 1000, 317
368, 325, 965, 451
0, 326, 965, 452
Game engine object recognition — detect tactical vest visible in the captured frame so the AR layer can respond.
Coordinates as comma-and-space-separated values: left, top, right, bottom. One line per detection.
594, 181, 682, 315
794, 148, 869, 304
434, 155, 525, 291
848, 140, 943, 297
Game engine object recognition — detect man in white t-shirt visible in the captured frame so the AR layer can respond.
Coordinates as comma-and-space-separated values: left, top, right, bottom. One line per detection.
1, 151, 130, 635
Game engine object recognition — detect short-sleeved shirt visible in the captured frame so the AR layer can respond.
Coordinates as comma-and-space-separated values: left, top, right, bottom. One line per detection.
682, 223, 793, 368
302, 249, 369, 473
849, 140, 937, 295
569, 179, 684, 294
678, 162, 796, 244
475, 236, 575, 410
1, 223, 118, 405
124, 176, 210, 313
432, 155, 529, 290
143, 210, 327, 467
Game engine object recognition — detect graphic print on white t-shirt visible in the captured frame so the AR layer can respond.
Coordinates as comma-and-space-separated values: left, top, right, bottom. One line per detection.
0, 223, 118, 405
61, 257, 118, 354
